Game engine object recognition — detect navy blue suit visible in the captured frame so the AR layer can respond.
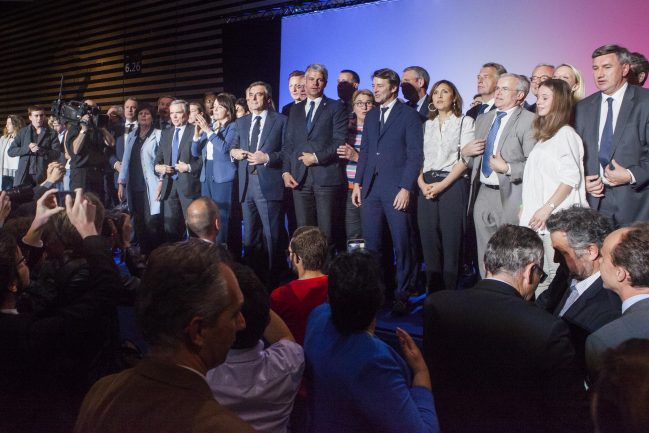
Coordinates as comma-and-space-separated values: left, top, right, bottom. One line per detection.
233, 111, 288, 283
355, 100, 423, 299
283, 96, 348, 247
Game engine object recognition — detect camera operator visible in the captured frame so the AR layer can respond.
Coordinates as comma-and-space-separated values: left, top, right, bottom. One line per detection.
66, 101, 115, 200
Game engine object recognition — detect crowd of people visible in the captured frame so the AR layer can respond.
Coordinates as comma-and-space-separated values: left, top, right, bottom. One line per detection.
1, 42, 649, 432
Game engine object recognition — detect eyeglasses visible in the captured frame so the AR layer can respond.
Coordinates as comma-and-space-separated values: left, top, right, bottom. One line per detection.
533, 265, 548, 284
495, 86, 518, 93
354, 101, 374, 107
529, 75, 551, 83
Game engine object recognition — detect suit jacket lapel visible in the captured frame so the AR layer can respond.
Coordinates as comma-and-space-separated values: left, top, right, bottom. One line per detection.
495, 106, 520, 153
179, 125, 193, 160
610, 86, 634, 159
379, 101, 401, 139
259, 112, 275, 151
308, 97, 328, 136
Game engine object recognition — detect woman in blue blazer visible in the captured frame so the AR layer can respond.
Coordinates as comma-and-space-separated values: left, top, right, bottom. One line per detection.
118, 104, 162, 254
192, 93, 237, 244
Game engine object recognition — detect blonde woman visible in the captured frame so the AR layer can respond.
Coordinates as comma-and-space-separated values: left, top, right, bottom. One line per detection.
553, 63, 586, 101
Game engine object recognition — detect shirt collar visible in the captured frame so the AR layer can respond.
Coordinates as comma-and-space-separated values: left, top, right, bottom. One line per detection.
176, 364, 207, 382
306, 96, 323, 104
0, 308, 18, 315
622, 293, 649, 314
250, 110, 268, 122
380, 97, 398, 110
571, 271, 601, 296
603, 82, 628, 100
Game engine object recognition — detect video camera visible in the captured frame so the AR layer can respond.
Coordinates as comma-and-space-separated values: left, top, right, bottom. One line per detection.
51, 100, 109, 129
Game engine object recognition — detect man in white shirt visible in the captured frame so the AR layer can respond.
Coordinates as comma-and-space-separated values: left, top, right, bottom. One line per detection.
575, 44, 649, 228
585, 222, 649, 379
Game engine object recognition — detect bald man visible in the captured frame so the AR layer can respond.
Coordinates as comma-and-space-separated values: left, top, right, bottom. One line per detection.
186, 197, 222, 244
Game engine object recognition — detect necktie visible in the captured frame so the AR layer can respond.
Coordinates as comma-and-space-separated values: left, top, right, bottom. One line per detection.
559, 283, 580, 317
250, 116, 262, 152
306, 101, 315, 131
249, 116, 262, 174
477, 103, 489, 115
380, 107, 389, 132
599, 97, 614, 168
481, 111, 507, 178
171, 127, 180, 180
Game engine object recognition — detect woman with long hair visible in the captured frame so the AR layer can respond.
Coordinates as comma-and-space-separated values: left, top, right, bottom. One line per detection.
192, 93, 238, 244
417, 80, 474, 292
520, 78, 587, 295
0, 114, 25, 189
553, 63, 586, 102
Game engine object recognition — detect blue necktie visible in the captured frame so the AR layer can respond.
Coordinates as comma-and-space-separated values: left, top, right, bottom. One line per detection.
380, 107, 389, 132
599, 97, 614, 168
171, 127, 180, 180
481, 111, 507, 178
477, 103, 489, 115
306, 101, 315, 131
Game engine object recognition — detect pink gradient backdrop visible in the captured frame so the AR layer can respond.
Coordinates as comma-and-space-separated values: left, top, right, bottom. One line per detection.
280, 0, 649, 108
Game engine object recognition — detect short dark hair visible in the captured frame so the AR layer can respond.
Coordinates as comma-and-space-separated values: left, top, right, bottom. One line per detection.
611, 222, 649, 287
592, 44, 632, 65
328, 251, 384, 334
373, 68, 400, 89
483, 62, 507, 76
403, 66, 430, 89
230, 263, 269, 349
593, 339, 649, 433
290, 226, 328, 271
629, 52, 649, 86
247, 81, 274, 102
340, 69, 360, 84
546, 206, 612, 251
136, 103, 155, 117
215, 93, 236, 125
484, 225, 543, 276
0, 230, 18, 299
136, 239, 231, 350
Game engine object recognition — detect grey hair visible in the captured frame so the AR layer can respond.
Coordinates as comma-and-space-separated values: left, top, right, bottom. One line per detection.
170, 99, 189, 113
483, 62, 507, 76
484, 225, 543, 276
500, 73, 530, 95
403, 66, 430, 90
306, 63, 329, 82
546, 206, 612, 252
136, 239, 230, 351
592, 44, 632, 65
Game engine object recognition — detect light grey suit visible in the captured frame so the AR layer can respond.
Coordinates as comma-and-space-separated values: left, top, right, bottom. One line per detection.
468, 106, 536, 274
575, 85, 649, 228
585, 297, 649, 378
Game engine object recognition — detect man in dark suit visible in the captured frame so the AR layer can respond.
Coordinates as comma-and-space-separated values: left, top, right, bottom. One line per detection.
525, 64, 554, 113
282, 64, 348, 250
401, 66, 431, 121
231, 81, 288, 285
424, 225, 588, 433
465, 62, 507, 119
352, 68, 423, 314
155, 95, 174, 130
8, 106, 61, 187
586, 222, 649, 379
154, 99, 202, 242
537, 207, 621, 371
74, 240, 254, 433
109, 98, 138, 205
281, 70, 306, 116
575, 44, 649, 228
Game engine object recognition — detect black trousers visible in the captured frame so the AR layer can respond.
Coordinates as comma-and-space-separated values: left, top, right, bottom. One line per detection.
417, 175, 468, 292
162, 181, 194, 243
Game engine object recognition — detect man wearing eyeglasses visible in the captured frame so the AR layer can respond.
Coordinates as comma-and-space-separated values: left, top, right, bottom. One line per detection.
525, 64, 555, 113
423, 224, 588, 433
463, 73, 536, 276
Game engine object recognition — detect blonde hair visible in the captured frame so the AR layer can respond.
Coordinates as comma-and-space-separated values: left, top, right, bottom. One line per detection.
555, 63, 585, 101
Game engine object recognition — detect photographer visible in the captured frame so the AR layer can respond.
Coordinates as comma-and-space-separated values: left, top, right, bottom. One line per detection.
66, 101, 115, 200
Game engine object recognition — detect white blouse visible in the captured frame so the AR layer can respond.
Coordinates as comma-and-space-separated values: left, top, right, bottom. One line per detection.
520, 125, 588, 233
423, 114, 475, 173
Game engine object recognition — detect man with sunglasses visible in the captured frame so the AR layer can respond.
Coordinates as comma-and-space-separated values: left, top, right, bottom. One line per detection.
423, 224, 588, 433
